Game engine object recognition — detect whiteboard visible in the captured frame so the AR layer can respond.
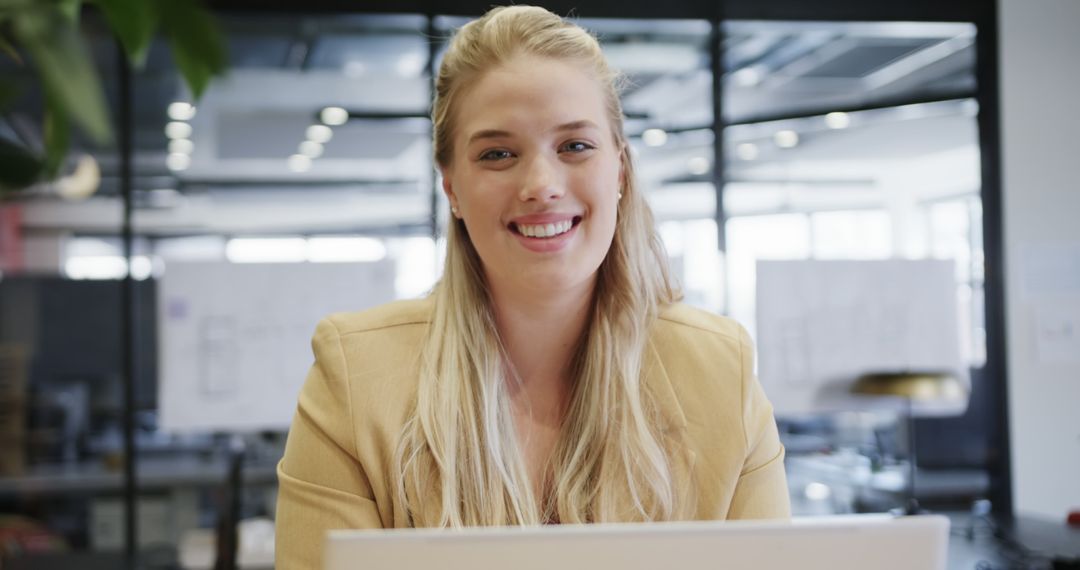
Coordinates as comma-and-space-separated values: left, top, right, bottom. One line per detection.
755, 260, 967, 418
157, 261, 396, 433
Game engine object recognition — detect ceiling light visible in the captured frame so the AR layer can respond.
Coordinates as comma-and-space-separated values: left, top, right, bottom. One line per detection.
167, 102, 196, 121
774, 130, 799, 148
65, 256, 127, 280
166, 153, 191, 171
736, 143, 759, 161
299, 140, 323, 158
687, 156, 710, 175
288, 154, 312, 172
344, 61, 367, 77
320, 106, 349, 126
165, 121, 192, 140
804, 482, 832, 501
306, 124, 333, 143
641, 128, 668, 147
395, 53, 425, 77
824, 112, 850, 129
168, 138, 194, 155
307, 237, 387, 263
731, 66, 763, 88
226, 238, 307, 264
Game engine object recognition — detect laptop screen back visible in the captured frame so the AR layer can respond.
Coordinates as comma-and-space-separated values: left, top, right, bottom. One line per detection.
324, 514, 949, 570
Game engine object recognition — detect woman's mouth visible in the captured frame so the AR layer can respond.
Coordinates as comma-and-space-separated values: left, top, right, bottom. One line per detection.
509, 216, 582, 239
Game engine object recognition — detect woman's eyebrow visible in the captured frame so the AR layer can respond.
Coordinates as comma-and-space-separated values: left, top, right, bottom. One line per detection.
466, 120, 600, 145
553, 119, 599, 133
467, 129, 512, 145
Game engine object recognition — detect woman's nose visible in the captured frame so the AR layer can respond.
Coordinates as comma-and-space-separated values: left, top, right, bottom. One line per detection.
518, 154, 565, 202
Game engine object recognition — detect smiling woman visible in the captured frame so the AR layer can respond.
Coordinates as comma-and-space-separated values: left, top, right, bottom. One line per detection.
275, 6, 790, 569
444, 55, 621, 298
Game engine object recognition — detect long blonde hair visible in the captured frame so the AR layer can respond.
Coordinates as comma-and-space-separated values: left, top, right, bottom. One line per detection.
395, 5, 688, 527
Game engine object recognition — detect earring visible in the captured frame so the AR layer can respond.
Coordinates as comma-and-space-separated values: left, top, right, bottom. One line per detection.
451, 206, 459, 216
617, 192, 623, 200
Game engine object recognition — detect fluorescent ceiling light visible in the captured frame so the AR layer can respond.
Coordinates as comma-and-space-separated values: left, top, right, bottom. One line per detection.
307, 237, 387, 263
344, 61, 367, 77
825, 112, 851, 129
299, 141, 323, 158
226, 238, 307, 263
306, 124, 333, 144
736, 142, 759, 161
168, 139, 194, 155
165, 121, 192, 140
642, 128, 668, 147
167, 102, 196, 121
320, 106, 349, 126
688, 156, 710, 175
731, 66, 763, 88
774, 130, 800, 148
65, 255, 152, 280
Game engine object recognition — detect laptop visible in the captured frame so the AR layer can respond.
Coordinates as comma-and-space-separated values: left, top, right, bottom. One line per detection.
325, 514, 950, 570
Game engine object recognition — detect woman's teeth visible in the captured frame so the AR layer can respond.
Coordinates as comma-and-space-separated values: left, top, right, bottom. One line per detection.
517, 219, 573, 238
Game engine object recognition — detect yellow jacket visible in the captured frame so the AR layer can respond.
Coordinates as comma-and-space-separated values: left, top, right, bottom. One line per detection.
275, 297, 790, 569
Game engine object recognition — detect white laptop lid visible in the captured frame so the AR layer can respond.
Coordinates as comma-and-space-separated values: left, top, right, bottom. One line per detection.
324, 514, 949, 570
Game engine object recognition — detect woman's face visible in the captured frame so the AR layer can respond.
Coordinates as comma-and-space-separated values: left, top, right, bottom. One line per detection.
441, 55, 622, 300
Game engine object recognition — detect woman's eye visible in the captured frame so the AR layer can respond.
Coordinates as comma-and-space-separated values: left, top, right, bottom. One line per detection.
561, 141, 596, 153
479, 149, 513, 161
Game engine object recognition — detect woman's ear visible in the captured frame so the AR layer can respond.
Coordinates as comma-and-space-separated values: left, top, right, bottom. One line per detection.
441, 168, 460, 218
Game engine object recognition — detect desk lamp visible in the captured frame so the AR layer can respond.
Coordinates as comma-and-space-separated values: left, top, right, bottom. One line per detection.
850, 371, 968, 515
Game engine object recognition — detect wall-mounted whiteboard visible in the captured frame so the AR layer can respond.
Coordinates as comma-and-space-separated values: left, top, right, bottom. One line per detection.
158, 261, 397, 433
755, 259, 967, 418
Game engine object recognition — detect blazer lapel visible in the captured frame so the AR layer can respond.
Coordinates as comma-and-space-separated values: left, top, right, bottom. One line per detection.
643, 338, 688, 434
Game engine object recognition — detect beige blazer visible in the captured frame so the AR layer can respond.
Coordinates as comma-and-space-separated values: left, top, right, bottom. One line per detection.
275, 297, 790, 570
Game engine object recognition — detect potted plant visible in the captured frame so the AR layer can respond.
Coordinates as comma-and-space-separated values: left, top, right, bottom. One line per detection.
0, 0, 227, 197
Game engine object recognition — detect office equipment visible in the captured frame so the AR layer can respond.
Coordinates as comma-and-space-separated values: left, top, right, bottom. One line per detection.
157, 260, 395, 433
325, 515, 950, 570
851, 371, 968, 514
755, 259, 968, 417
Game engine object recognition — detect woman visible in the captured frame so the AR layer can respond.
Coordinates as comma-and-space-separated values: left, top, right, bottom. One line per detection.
276, 6, 789, 568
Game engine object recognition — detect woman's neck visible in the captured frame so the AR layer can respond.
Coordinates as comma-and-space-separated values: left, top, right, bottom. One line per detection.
488, 278, 594, 418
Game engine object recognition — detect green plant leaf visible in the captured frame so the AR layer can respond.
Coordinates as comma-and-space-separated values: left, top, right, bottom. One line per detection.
158, 0, 226, 100
90, 0, 157, 67
42, 90, 70, 178
0, 137, 43, 194
57, 0, 81, 23
14, 8, 112, 144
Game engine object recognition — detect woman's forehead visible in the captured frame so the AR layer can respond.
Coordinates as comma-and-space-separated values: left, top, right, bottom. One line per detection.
454, 56, 612, 139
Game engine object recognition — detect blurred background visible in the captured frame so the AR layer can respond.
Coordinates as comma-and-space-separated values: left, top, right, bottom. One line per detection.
1, 0, 1077, 568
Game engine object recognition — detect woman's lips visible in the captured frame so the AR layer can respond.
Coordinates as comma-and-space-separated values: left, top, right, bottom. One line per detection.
509, 215, 582, 253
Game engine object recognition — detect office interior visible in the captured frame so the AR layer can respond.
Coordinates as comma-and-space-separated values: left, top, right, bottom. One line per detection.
0, 0, 1077, 568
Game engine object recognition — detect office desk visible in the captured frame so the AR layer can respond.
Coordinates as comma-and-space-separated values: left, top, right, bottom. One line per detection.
947, 511, 1080, 569
0, 457, 278, 497
2, 511, 1076, 569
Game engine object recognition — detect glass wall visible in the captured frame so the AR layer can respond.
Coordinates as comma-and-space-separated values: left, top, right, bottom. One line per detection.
721, 20, 988, 515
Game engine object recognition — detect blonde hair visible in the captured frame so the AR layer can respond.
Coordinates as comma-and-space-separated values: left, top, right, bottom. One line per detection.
395, 5, 689, 527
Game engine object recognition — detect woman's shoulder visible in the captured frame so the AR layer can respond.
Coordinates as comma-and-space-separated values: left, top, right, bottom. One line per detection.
321, 296, 434, 337
655, 302, 748, 347
307, 298, 432, 436
311, 297, 433, 386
